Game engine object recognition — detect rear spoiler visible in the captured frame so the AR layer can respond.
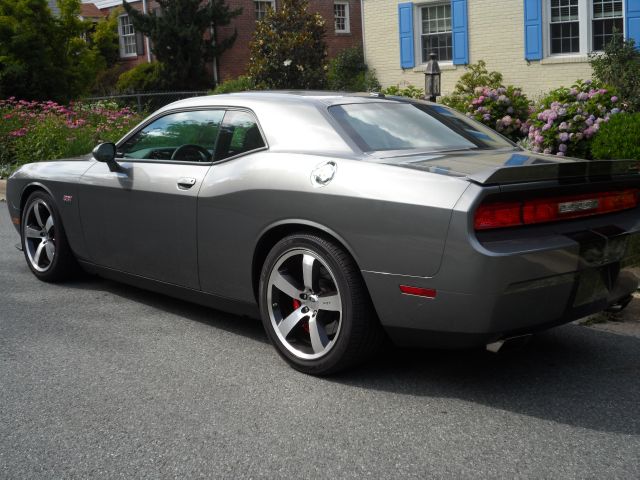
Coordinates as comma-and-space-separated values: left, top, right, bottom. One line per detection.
467, 159, 640, 186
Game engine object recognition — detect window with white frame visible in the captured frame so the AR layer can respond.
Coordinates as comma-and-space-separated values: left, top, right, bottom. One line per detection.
420, 3, 452, 62
118, 14, 137, 58
334, 1, 350, 33
546, 0, 625, 56
592, 0, 623, 50
255, 1, 275, 20
549, 0, 580, 54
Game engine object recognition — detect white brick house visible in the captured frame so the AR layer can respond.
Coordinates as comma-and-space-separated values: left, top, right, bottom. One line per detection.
363, 0, 640, 97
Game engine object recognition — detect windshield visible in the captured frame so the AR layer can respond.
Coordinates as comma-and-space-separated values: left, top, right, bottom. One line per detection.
329, 102, 514, 154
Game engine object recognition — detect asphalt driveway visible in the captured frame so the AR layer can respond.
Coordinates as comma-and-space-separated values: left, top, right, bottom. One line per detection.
1, 207, 639, 478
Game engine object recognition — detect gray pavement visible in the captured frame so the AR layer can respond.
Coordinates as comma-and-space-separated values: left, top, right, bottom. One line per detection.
1, 206, 639, 478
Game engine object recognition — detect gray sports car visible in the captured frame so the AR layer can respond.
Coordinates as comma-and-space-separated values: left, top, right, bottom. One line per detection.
6, 92, 640, 374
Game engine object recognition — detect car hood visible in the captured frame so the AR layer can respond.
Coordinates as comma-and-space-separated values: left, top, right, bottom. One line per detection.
371, 149, 640, 185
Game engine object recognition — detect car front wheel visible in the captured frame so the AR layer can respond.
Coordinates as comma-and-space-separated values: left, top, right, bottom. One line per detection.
259, 233, 382, 375
21, 191, 77, 282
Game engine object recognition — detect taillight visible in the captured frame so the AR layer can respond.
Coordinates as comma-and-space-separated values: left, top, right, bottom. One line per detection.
474, 189, 639, 230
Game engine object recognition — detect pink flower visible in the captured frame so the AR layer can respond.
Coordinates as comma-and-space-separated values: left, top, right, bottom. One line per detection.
9, 128, 27, 137
611, 96, 618, 103
501, 115, 513, 126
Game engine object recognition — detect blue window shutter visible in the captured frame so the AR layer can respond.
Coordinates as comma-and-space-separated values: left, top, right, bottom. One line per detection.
524, 0, 543, 60
451, 0, 469, 65
626, 0, 640, 45
398, 3, 415, 69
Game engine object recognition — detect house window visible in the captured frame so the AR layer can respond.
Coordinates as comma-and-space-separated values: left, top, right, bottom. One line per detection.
592, 0, 623, 50
334, 2, 350, 33
420, 3, 452, 62
255, 1, 275, 20
549, 0, 580, 54
546, 0, 625, 56
118, 14, 137, 58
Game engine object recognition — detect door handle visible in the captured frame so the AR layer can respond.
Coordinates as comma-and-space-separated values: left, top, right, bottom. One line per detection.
177, 177, 197, 190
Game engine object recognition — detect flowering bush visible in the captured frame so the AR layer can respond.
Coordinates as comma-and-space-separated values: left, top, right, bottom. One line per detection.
447, 85, 531, 142
0, 98, 142, 178
524, 80, 623, 158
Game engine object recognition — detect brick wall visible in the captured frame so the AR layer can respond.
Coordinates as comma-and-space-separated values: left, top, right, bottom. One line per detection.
216, 0, 362, 82
363, 0, 594, 99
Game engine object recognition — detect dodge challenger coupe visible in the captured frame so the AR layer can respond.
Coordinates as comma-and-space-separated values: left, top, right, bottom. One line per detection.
6, 92, 640, 374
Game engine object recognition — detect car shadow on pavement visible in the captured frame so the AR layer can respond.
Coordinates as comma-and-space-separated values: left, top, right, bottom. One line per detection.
62, 275, 270, 345
334, 326, 640, 436
63, 274, 640, 436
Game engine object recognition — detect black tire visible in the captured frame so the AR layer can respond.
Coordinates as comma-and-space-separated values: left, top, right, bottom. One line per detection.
259, 233, 383, 375
21, 191, 77, 282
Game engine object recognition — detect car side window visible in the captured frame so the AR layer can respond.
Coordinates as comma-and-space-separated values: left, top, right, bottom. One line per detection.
214, 110, 266, 161
118, 110, 225, 162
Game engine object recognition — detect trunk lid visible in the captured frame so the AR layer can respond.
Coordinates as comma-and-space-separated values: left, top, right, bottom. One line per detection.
373, 149, 640, 185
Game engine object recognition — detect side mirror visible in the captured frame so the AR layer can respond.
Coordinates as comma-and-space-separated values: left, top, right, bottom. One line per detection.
92, 143, 122, 172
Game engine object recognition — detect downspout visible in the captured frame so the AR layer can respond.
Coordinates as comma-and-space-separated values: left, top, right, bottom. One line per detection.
212, 25, 219, 85
142, 0, 151, 62
361, 0, 366, 63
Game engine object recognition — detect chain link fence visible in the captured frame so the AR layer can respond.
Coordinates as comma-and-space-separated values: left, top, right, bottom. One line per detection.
81, 91, 210, 113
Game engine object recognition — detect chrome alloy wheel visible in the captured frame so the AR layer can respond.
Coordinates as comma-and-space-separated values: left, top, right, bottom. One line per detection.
23, 199, 56, 272
267, 249, 342, 360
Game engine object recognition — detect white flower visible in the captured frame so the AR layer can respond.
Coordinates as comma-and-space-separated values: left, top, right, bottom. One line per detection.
283, 59, 292, 66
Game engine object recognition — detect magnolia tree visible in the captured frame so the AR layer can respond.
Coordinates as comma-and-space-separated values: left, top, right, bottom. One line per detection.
248, 0, 327, 89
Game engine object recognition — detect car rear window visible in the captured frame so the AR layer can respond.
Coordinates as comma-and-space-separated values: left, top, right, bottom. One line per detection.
329, 102, 513, 153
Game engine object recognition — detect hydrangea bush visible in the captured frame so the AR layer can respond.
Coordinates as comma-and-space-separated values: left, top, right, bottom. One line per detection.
524, 80, 623, 158
0, 98, 142, 178
454, 86, 531, 142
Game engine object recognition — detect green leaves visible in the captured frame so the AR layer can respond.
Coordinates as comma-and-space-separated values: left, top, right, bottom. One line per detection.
0, 0, 119, 101
327, 47, 380, 92
248, 0, 327, 90
591, 113, 640, 160
589, 35, 640, 113
123, 0, 241, 91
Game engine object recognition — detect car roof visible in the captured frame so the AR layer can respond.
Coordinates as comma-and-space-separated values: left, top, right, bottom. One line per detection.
157, 91, 410, 112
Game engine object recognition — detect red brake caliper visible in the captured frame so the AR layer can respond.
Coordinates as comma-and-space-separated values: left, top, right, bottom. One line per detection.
292, 299, 310, 333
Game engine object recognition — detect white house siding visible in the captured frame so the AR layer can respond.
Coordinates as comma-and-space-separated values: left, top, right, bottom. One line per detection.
363, 0, 593, 98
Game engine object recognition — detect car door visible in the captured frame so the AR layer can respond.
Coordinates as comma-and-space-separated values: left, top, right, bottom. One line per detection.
78, 109, 225, 290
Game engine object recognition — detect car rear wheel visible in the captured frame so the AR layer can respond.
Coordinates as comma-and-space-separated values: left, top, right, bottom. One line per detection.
259, 233, 383, 375
21, 191, 76, 282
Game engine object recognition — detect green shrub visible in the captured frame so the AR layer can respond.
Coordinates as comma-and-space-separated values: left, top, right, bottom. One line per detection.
442, 61, 506, 112
454, 60, 503, 95
591, 113, 640, 160
116, 62, 166, 93
525, 80, 622, 158
380, 84, 424, 99
327, 47, 381, 92
212, 75, 256, 94
590, 35, 640, 112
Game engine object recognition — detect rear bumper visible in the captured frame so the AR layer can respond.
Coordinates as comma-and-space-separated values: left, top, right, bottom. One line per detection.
363, 207, 640, 348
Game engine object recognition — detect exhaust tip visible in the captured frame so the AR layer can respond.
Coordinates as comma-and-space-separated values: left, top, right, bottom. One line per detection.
486, 334, 532, 353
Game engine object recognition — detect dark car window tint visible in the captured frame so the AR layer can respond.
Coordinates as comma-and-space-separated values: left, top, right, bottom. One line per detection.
329, 102, 512, 153
118, 110, 224, 162
215, 110, 265, 161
